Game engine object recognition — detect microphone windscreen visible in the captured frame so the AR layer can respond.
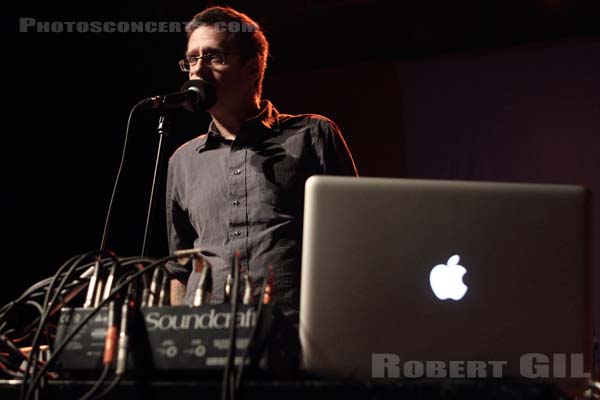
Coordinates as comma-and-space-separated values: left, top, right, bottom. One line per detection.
181, 79, 217, 112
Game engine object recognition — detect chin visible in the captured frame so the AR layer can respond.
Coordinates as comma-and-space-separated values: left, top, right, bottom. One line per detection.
208, 102, 228, 117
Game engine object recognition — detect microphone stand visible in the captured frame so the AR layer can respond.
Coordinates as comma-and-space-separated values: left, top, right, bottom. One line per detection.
141, 114, 170, 257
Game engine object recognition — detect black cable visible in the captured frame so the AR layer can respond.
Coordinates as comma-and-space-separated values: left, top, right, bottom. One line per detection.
23, 301, 43, 317
1, 253, 81, 326
20, 251, 104, 400
44, 253, 119, 343
0, 281, 48, 321
116, 259, 156, 286
0, 354, 23, 378
0, 300, 44, 345
1, 257, 146, 337
115, 282, 135, 377
0, 335, 27, 362
99, 100, 147, 252
92, 374, 122, 400
85, 298, 120, 400
234, 278, 269, 393
0, 259, 91, 319
20, 250, 119, 400
222, 253, 241, 400
3, 252, 162, 398
0, 369, 23, 379
8, 255, 119, 309
0, 299, 45, 336
78, 364, 110, 400
41, 253, 90, 311
1, 263, 113, 340
24, 253, 189, 400
22, 264, 79, 398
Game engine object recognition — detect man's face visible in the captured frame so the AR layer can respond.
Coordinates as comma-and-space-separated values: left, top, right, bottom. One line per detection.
186, 25, 256, 113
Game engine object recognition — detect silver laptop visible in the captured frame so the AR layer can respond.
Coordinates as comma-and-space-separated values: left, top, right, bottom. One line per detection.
300, 176, 591, 388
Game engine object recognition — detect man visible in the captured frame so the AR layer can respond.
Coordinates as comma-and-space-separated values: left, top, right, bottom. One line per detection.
166, 6, 357, 322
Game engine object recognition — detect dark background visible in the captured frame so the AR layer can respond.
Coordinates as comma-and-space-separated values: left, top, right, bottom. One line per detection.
3, 0, 600, 349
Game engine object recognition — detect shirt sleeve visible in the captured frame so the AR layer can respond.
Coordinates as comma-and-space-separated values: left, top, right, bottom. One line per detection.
318, 117, 359, 176
165, 156, 197, 281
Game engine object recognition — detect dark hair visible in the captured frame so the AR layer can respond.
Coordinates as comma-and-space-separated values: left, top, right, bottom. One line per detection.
186, 6, 269, 98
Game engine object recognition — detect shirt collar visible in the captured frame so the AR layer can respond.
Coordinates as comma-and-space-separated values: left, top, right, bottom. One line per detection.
242, 100, 280, 132
194, 100, 280, 153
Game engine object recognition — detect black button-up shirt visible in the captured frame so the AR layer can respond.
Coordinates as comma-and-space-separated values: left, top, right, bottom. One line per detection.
166, 100, 358, 321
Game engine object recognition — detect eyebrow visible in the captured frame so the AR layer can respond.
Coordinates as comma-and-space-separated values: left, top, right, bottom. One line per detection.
186, 46, 225, 57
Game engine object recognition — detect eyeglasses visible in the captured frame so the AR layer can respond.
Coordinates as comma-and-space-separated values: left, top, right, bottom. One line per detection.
178, 52, 235, 72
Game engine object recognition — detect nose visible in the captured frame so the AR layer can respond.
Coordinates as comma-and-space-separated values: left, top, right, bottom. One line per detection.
190, 63, 214, 83
189, 61, 202, 79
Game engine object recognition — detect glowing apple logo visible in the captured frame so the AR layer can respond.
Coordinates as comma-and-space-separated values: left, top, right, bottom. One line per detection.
429, 255, 468, 300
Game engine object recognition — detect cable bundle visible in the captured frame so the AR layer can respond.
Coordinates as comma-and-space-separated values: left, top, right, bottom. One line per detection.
0, 248, 296, 400
0, 249, 184, 400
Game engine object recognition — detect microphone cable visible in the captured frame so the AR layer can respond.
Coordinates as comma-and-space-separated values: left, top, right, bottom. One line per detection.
98, 99, 148, 252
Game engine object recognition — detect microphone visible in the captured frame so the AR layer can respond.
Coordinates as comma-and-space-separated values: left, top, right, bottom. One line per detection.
141, 80, 217, 112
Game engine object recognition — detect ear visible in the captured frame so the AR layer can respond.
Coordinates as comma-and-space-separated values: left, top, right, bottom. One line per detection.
245, 57, 260, 81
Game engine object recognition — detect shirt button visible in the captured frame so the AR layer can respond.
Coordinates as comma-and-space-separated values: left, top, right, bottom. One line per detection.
233, 231, 241, 237
233, 169, 242, 175
232, 200, 240, 206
